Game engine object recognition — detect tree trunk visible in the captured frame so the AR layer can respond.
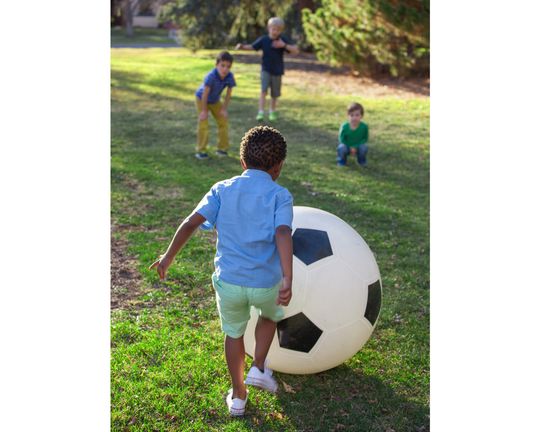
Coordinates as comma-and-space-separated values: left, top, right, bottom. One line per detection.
124, 0, 139, 38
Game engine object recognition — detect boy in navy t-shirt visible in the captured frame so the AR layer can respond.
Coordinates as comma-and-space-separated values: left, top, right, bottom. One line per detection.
194, 51, 236, 160
235, 17, 299, 122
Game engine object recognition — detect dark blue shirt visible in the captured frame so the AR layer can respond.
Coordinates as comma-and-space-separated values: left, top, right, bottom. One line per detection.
251, 35, 292, 76
195, 68, 236, 104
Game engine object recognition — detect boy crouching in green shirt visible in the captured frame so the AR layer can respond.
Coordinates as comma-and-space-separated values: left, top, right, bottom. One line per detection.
337, 102, 369, 167
150, 126, 293, 416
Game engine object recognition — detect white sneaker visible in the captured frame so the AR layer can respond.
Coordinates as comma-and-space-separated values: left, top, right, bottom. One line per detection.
245, 364, 278, 393
263, 359, 273, 377
226, 388, 248, 416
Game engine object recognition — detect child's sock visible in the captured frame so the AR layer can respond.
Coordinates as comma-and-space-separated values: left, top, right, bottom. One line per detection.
258, 110, 264, 114
269, 110, 274, 114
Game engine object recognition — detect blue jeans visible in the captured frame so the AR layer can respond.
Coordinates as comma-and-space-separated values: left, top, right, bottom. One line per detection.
336, 143, 369, 165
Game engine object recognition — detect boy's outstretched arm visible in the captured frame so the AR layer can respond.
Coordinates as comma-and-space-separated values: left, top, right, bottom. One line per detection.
275, 225, 293, 306
235, 43, 254, 51
149, 212, 207, 280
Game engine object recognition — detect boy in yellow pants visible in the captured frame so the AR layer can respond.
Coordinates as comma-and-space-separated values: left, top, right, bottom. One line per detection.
194, 51, 236, 159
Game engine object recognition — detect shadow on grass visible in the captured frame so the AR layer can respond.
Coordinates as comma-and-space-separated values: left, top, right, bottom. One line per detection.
276, 371, 428, 431
112, 93, 429, 197
232, 52, 430, 97
275, 371, 428, 431
199, 363, 429, 432
112, 67, 199, 104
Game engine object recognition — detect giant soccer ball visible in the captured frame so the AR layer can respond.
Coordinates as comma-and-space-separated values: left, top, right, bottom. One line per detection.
244, 206, 382, 374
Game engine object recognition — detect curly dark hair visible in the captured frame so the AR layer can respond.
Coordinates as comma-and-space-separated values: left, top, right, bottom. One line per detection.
240, 126, 287, 170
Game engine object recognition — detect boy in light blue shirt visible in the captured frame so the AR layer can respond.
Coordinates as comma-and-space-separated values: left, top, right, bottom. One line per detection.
150, 126, 293, 416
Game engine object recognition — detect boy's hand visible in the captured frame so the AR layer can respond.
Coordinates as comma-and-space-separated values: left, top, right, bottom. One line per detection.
235, 43, 243, 50
218, 108, 228, 119
276, 277, 292, 306
199, 110, 208, 121
149, 253, 174, 280
271, 38, 286, 49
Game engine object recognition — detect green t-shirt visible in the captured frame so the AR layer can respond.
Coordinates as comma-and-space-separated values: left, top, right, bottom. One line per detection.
339, 121, 369, 148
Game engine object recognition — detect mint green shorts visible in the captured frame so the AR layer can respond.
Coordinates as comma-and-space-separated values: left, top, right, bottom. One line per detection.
212, 273, 284, 339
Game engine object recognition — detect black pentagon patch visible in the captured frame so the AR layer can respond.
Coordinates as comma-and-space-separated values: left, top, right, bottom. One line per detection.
277, 312, 323, 353
364, 280, 382, 326
292, 228, 333, 266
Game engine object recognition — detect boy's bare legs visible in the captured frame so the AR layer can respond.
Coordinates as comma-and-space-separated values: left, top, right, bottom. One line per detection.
225, 335, 247, 400
270, 97, 277, 112
252, 316, 278, 371
259, 91, 267, 112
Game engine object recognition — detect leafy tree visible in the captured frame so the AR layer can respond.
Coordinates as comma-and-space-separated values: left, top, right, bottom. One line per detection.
302, 0, 429, 76
157, 0, 234, 50
157, 0, 317, 51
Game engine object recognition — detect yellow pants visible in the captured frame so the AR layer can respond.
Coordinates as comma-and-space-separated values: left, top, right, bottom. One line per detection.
195, 97, 230, 153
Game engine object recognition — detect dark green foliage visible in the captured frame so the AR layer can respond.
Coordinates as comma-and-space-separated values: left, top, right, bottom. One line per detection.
156, 0, 316, 51
302, 0, 429, 76
229, 0, 318, 50
157, 0, 236, 51
373, 0, 429, 43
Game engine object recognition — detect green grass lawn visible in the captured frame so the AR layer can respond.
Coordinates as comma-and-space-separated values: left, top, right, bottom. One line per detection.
111, 48, 430, 431
111, 28, 176, 45
111, 28, 170, 37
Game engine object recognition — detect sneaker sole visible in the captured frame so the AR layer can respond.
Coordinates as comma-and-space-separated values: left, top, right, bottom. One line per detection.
229, 407, 245, 416
245, 377, 278, 393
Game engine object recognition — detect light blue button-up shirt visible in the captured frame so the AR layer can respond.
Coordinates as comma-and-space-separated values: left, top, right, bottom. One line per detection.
194, 169, 293, 288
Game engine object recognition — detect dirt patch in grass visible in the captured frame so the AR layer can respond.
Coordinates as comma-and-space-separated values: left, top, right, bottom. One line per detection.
111, 230, 147, 312
285, 69, 430, 99
233, 52, 430, 99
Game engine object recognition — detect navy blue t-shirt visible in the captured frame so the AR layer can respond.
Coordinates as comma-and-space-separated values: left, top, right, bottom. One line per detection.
251, 35, 292, 76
